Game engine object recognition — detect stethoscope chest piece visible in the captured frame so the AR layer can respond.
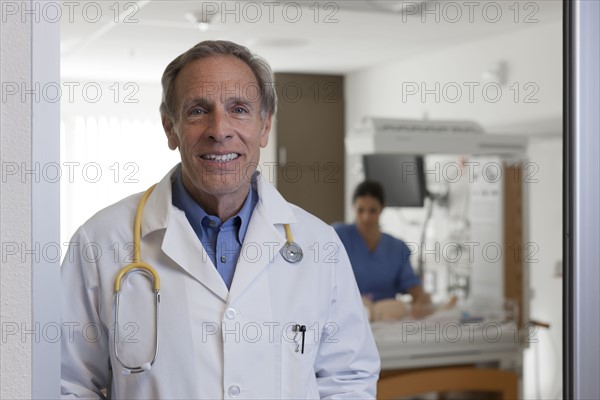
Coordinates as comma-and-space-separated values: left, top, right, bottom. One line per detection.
280, 241, 303, 263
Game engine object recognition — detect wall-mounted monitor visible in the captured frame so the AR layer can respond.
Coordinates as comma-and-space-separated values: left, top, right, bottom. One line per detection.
362, 154, 426, 207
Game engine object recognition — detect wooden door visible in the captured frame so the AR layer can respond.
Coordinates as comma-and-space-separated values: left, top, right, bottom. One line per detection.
274, 73, 345, 224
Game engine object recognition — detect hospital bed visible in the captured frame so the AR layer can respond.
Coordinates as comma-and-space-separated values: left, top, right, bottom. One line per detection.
372, 310, 522, 398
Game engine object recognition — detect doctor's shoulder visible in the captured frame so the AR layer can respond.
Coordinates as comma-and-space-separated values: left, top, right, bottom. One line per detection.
285, 204, 351, 264
67, 191, 144, 247
286, 202, 333, 238
330, 222, 353, 243
284, 204, 337, 240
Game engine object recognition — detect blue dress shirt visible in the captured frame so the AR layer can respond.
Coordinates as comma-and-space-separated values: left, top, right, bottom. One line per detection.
172, 169, 257, 290
333, 223, 421, 301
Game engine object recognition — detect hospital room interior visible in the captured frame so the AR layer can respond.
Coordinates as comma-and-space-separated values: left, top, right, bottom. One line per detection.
60, 1, 563, 398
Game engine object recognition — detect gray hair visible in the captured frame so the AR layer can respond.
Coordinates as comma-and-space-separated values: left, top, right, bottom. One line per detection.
159, 40, 277, 121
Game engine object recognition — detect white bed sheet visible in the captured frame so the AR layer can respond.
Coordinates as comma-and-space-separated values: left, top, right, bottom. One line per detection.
372, 309, 521, 370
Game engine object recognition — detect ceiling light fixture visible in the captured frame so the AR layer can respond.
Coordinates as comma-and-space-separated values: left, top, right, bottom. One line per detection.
184, 12, 213, 32
368, 0, 432, 14
482, 61, 509, 86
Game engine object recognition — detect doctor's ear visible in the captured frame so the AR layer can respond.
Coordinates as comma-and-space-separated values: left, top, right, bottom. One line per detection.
259, 113, 272, 148
162, 114, 179, 150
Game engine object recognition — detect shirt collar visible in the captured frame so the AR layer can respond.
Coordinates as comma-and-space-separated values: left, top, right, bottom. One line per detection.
171, 167, 257, 244
237, 177, 258, 243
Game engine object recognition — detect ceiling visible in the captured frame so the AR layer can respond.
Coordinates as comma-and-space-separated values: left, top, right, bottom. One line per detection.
61, 0, 562, 82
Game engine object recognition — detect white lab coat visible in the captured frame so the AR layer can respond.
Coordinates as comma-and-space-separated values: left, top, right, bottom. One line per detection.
61, 165, 380, 399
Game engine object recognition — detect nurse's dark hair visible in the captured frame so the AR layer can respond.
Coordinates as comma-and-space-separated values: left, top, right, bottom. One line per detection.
159, 40, 277, 121
352, 181, 385, 206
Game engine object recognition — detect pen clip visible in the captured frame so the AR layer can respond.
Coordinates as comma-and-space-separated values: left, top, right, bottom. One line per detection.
299, 325, 306, 354
293, 324, 300, 353
292, 324, 306, 354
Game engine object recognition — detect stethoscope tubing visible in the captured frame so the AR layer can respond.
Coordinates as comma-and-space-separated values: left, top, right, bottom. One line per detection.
112, 182, 303, 374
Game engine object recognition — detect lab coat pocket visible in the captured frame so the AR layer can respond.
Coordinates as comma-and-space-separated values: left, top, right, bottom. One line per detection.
281, 325, 320, 399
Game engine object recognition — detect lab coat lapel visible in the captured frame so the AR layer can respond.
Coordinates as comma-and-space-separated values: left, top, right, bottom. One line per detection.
228, 176, 296, 303
228, 206, 285, 302
141, 164, 229, 302
162, 211, 229, 302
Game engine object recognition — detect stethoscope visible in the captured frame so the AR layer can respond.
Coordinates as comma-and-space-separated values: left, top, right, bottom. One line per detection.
113, 184, 303, 375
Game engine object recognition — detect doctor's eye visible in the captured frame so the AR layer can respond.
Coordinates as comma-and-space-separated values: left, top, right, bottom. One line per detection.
231, 106, 249, 114
189, 107, 207, 116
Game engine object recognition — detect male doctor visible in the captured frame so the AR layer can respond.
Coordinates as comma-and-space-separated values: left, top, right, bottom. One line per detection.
61, 40, 380, 399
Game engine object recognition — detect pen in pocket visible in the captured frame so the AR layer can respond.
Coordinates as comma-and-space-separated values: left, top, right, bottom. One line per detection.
293, 324, 307, 354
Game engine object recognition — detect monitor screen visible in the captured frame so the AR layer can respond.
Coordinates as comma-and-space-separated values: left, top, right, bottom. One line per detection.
362, 154, 426, 207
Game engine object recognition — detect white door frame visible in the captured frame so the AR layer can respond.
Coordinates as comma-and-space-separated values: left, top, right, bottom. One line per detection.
32, 7, 61, 399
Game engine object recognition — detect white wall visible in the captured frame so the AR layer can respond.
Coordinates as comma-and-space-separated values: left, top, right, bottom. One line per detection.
344, 20, 562, 399
345, 21, 562, 132
1, 10, 33, 399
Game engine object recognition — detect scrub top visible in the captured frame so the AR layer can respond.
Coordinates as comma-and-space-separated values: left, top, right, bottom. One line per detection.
333, 223, 421, 301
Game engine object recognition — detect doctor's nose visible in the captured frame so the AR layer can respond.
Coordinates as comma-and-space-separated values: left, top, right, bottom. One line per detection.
206, 109, 233, 142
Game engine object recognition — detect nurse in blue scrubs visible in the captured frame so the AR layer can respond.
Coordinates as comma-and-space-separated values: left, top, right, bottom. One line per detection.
334, 181, 431, 319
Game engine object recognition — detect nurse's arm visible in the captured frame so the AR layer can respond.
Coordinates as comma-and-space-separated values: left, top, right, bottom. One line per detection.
408, 285, 433, 319
314, 228, 381, 399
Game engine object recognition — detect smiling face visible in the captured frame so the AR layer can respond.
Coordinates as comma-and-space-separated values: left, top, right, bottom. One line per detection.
162, 55, 271, 211
353, 195, 383, 232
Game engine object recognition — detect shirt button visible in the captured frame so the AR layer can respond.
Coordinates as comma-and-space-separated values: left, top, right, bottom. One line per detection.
209, 220, 216, 227
228, 385, 240, 398
225, 308, 237, 320
220, 255, 227, 263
